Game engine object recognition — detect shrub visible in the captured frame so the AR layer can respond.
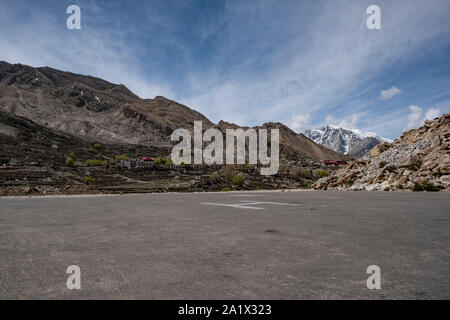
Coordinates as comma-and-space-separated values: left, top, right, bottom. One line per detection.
220, 186, 231, 192
85, 159, 108, 167
115, 154, 130, 161
93, 143, 101, 149
68, 152, 76, 159
316, 170, 330, 178
88, 146, 96, 153
84, 176, 95, 185
154, 157, 164, 165
379, 161, 387, 168
232, 174, 244, 187
165, 158, 173, 165
209, 173, 218, 182
423, 182, 440, 192
65, 157, 75, 167
413, 182, 439, 192
300, 169, 311, 179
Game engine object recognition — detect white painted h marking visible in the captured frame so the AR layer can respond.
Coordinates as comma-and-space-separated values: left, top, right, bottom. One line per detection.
201, 201, 301, 210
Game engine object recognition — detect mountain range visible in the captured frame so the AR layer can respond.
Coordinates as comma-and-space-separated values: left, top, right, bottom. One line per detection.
304, 125, 392, 157
0, 61, 351, 163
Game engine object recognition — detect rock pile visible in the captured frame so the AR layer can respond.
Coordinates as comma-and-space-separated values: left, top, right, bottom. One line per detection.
313, 113, 450, 191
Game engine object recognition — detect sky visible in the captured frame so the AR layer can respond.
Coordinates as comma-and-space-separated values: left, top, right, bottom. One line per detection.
0, 0, 449, 139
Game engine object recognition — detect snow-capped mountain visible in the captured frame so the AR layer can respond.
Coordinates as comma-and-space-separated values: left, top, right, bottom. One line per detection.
304, 125, 392, 157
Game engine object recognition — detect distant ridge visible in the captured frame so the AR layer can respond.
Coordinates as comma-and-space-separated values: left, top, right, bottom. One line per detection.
305, 125, 392, 157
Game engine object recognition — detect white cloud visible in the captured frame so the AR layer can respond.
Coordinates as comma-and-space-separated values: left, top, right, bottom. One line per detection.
424, 108, 441, 121
405, 105, 441, 130
379, 86, 401, 100
289, 113, 311, 132
337, 114, 359, 129
182, 0, 450, 133
406, 105, 423, 130
1, 0, 449, 139
0, 2, 175, 100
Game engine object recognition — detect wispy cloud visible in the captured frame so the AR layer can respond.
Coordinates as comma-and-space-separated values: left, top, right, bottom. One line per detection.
181, 0, 450, 136
379, 86, 401, 100
289, 114, 311, 132
405, 105, 441, 130
0, 0, 449, 138
0, 1, 175, 99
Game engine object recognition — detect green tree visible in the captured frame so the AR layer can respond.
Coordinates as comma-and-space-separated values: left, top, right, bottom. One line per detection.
232, 174, 244, 187
316, 170, 330, 178
84, 176, 95, 185
65, 157, 75, 167
115, 154, 130, 161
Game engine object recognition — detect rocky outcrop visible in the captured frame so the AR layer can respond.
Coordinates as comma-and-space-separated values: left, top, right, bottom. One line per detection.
313, 113, 450, 191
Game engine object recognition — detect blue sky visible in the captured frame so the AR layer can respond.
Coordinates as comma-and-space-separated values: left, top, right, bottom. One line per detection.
0, 0, 449, 138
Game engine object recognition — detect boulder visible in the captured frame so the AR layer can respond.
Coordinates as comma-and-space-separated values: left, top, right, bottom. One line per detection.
368, 142, 392, 157
440, 175, 450, 185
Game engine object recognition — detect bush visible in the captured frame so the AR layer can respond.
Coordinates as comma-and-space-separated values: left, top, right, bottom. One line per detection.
379, 161, 387, 168
232, 174, 244, 187
413, 182, 440, 192
209, 173, 218, 182
154, 157, 164, 165
423, 182, 440, 192
84, 176, 95, 185
316, 170, 330, 178
220, 186, 231, 192
65, 157, 75, 167
88, 146, 96, 153
85, 159, 108, 167
115, 154, 130, 161
165, 158, 173, 165
93, 143, 101, 149
68, 152, 76, 159
302, 170, 312, 178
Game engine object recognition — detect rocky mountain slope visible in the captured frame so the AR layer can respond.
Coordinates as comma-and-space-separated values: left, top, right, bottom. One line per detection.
313, 113, 450, 191
305, 125, 391, 157
0, 61, 212, 147
0, 61, 349, 162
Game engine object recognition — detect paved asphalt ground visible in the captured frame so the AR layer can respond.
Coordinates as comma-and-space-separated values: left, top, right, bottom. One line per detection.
0, 190, 449, 299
